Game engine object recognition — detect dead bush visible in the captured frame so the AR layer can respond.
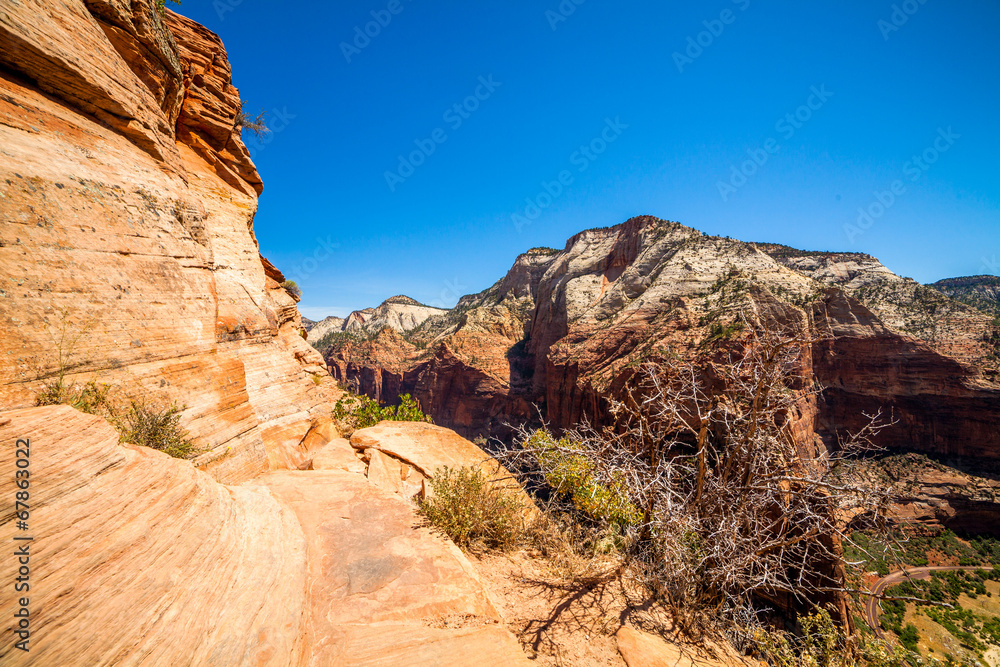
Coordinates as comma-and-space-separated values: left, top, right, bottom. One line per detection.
502, 318, 896, 638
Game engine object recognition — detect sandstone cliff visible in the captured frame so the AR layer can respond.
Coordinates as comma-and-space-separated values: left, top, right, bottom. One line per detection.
0, 405, 533, 665
0, 1, 337, 483
329, 217, 1000, 461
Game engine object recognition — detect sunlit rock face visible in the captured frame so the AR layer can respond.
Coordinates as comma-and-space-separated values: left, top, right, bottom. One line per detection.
330, 216, 1000, 459
0, 406, 533, 666
0, 1, 339, 482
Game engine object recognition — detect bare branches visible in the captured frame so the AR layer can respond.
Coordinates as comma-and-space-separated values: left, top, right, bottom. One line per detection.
501, 322, 896, 634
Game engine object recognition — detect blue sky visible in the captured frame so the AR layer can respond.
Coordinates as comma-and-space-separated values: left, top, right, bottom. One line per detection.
174, 0, 1000, 319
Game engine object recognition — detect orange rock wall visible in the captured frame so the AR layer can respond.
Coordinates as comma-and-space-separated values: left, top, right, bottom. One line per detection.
0, 1, 336, 482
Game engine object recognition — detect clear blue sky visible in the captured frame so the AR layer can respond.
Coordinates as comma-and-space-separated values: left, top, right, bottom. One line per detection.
174, 0, 1000, 319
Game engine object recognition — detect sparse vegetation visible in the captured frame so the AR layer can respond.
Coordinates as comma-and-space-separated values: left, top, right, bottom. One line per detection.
502, 320, 895, 636
418, 465, 527, 552
37, 380, 195, 459
154, 0, 181, 16
116, 398, 194, 459
332, 392, 431, 434
751, 608, 917, 666
35, 307, 197, 459
280, 280, 301, 299
235, 100, 268, 138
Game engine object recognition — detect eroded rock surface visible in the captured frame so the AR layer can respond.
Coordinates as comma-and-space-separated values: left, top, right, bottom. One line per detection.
0, 2, 338, 483
0, 406, 532, 665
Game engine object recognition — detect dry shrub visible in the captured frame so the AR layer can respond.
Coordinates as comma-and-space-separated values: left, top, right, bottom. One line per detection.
419, 465, 527, 552
501, 319, 896, 638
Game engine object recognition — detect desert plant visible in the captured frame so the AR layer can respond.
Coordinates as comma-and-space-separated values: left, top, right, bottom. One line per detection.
154, 0, 181, 16
281, 280, 301, 299
333, 392, 431, 433
504, 319, 895, 634
36, 378, 115, 418
236, 100, 268, 138
523, 429, 643, 527
116, 398, 194, 459
751, 608, 917, 666
419, 465, 526, 552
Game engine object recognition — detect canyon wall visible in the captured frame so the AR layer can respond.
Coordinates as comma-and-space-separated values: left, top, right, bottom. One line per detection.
328, 217, 1000, 459
0, 1, 337, 482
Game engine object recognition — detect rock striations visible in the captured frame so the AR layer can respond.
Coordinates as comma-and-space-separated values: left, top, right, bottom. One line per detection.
0, 1, 337, 483
328, 217, 1000, 459
0, 406, 532, 666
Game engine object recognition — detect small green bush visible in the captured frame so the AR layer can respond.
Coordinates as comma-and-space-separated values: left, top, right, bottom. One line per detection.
116, 399, 194, 459
36, 379, 114, 418
419, 466, 526, 552
280, 280, 301, 299
525, 429, 643, 527
333, 392, 431, 431
38, 380, 195, 459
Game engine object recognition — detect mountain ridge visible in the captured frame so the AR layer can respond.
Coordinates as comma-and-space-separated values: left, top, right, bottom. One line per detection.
325, 216, 1000, 461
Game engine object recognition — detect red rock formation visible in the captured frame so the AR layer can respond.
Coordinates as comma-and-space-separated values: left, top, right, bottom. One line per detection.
330, 217, 1000, 462
0, 2, 338, 482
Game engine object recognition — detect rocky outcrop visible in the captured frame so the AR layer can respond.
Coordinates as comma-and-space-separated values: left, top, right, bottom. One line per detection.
0, 2, 338, 483
331, 217, 1000, 461
861, 453, 1000, 537
930, 275, 1000, 317
0, 405, 533, 665
763, 246, 999, 368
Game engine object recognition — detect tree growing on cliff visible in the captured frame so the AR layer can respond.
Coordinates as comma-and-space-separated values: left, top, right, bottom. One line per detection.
235, 100, 268, 139
506, 319, 895, 639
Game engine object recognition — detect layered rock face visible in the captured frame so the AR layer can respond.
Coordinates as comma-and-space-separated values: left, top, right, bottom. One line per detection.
0, 406, 532, 665
0, 1, 337, 482
307, 296, 448, 344
329, 216, 1000, 460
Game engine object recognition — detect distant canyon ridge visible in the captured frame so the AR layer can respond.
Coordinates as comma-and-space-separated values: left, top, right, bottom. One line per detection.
314, 216, 1000, 462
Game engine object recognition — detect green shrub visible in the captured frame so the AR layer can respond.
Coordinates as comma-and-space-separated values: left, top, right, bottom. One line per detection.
524, 429, 643, 527
36, 379, 115, 418
897, 624, 919, 652
419, 466, 525, 552
280, 280, 301, 299
752, 608, 917, 667
333, 392, 431, 432
116, 399, 194, 459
